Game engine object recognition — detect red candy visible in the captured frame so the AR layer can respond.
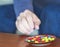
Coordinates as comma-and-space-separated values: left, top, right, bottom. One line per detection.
36, 38, 40, 41
28, 37, 33, 40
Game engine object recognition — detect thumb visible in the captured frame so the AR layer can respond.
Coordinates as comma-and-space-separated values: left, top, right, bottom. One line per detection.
32, 15, 41, 30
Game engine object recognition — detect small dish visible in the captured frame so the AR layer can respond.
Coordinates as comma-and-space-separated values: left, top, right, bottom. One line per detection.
25, 35, 56, 46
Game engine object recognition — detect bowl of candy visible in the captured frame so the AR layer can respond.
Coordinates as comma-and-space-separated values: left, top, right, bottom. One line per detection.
25, 35, 56, 46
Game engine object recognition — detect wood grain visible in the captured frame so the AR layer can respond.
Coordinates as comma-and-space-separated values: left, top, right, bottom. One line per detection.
0, 33, 59, 47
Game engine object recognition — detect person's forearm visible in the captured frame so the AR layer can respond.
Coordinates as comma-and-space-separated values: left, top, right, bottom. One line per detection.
14, 0, 33, 17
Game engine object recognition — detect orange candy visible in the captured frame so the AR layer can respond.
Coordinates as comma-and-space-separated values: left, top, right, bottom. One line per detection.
35, 41, 39, 43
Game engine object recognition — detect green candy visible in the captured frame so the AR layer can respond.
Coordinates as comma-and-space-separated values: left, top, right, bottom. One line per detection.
31, 40, 35, 42
27, 40, 31, 42
48, 38, 52, 41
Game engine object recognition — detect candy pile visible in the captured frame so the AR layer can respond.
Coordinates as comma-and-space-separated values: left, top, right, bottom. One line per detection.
26, 35, 55, 43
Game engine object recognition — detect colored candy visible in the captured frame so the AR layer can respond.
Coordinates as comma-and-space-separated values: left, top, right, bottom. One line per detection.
42, 39, 45, 42
32, 38, 36, 40
27, 35, 55, 43
35, 36, 39, 38
51, 38, 55, 41
35, 41, 39, 43
28, 37, 33, 40
27, 40, 31, 42
45, 39, 49, 42
31, 40, 35, 42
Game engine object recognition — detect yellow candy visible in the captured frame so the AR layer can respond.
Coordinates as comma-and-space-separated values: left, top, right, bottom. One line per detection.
42, 39, 45, 41
45, 39, 49, 42
43, 37, 48, 40
35, 41, 39, 43
42, 37, 49, 42
31, 40, 34, 41
51, 38, 55, 41
35, 36, 39, 38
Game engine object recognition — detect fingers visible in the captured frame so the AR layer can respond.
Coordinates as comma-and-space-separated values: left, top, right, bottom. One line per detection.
24, 11, 34, 29
16, 12, 34, 35
16, 9, 41, 35
20, 12, 34, 33
16, 22, 30, 35
16, 18, 31, 35
24, 10, 41, 29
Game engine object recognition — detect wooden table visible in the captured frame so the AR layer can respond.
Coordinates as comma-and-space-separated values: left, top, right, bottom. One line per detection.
0, 33, 60, 47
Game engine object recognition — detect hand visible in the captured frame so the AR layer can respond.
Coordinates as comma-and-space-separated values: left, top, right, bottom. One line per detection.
16, 10, 41, 35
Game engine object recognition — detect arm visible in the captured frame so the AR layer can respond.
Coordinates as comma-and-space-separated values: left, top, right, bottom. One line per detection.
14, 0, 40, 35
14, 0, 33, 17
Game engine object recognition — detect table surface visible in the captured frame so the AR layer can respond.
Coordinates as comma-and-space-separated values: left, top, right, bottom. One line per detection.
0, 33, 60, 47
